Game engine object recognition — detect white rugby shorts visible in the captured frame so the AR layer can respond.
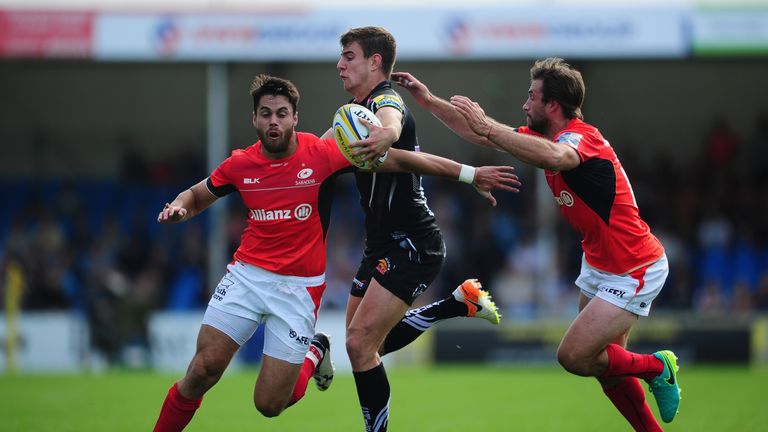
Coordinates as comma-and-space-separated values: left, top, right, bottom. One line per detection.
202, 261, 324, 364
576, 254, 668, 317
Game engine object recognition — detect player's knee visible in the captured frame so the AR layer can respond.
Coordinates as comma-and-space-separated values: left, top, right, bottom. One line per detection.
254, 398, 284, 418
345, 332, 364, 360
187, 354, 226, 387
556, 347, 590, 376
345, 329, 372, 365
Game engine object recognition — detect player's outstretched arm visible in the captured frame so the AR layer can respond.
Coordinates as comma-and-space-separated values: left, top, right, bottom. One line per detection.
392, 71, 494, 148
157, 179, 219, 224
450, 95, 580, 172
377, 149, 521, 206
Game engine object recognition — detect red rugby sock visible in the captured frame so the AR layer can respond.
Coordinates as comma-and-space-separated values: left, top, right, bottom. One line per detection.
289, 356, 317, 405
603, 377, 663, 431
153, 383, 202, 432
289, 343, 323, 406
604, 343, 664, 381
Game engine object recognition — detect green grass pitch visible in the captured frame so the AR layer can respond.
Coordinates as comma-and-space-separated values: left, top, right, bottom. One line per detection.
1, 365, 765, 431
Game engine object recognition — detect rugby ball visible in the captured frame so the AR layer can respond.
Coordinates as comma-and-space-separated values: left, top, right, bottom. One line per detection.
332, 104, 388, 170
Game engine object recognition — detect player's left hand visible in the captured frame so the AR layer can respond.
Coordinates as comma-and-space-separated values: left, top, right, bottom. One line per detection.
392, 72, 432, 107
450, 95, 492, 138
472, 166, 521, 206
157, 202, 187, 223
349, 118, 397, 162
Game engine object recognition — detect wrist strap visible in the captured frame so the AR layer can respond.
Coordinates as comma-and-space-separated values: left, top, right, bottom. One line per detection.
458, 164, 476, 184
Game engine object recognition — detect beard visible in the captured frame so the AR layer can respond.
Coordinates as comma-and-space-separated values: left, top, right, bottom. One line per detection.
257, 128, 292, 155
527, 115, 550, 136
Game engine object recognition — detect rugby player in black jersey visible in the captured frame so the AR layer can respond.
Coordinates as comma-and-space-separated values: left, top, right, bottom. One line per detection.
325, 26, 509, 432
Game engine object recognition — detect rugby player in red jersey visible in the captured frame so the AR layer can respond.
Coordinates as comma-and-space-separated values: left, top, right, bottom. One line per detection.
393, 58, 681, 431
151, 74, 520, 432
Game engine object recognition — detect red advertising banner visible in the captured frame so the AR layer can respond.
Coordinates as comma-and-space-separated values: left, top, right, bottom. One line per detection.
0, 11, 93, 58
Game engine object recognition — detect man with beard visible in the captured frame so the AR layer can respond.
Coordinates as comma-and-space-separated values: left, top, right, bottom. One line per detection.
152, 74, 520, 432
391, 58, 681, 431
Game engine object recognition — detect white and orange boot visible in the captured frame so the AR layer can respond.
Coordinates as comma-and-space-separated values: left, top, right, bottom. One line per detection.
452, 279, 501, 325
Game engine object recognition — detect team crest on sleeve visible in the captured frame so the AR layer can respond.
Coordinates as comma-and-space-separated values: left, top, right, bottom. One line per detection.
556, 132, 583, 149
372, 94, 404, 113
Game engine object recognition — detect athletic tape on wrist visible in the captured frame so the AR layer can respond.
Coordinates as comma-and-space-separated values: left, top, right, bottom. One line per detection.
458, 164, 476, 184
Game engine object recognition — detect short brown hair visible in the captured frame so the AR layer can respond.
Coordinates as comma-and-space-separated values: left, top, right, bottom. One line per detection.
340, 26, 397, 77
249, 74, 300, 113
530, 57, 585, 120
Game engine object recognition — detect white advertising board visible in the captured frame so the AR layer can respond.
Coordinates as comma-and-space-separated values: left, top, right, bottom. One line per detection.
148, 310, 208, 372
0, 312, 89, 373
92, 7, 688, 61
693, 10, 768, 55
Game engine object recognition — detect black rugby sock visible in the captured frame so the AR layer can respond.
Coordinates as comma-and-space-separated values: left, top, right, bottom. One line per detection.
354, 363, 390, 432
380, 297, 467, 355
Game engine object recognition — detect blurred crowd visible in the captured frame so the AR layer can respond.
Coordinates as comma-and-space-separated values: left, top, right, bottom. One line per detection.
1, 113, 768, 365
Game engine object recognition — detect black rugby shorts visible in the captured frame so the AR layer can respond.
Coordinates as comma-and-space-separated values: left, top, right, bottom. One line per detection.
350, 230, 446, 305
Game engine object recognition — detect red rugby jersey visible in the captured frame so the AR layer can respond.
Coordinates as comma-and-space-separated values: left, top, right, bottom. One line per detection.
208, 132, 351, 278
519, 119, 663, 274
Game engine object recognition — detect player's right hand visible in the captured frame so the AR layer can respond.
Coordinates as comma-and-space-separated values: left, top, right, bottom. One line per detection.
450, 95, 492, 138
157, 202, 187, 223
349, 116, 396, 163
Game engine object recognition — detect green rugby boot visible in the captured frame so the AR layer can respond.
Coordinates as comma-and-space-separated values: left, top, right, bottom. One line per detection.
648, 350, 681, 423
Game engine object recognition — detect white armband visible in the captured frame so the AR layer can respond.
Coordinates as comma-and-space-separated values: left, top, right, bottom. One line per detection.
458, 164, 476, 184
